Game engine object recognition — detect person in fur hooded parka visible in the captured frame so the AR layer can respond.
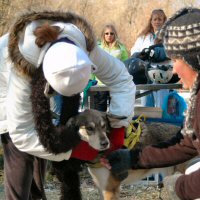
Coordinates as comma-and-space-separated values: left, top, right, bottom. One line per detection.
0, 8, 135, 199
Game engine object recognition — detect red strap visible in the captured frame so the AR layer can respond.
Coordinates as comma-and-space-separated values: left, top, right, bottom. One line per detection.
106, 127, 125, 155
71, 127, 125, 160
71, 141, 99, 161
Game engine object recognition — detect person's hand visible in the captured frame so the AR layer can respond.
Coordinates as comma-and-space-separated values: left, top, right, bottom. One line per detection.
139, 48, 150, 60
71, 141, 99, 161
101, 149, 132, 181
163, 172, 182, 200
106, 113, 127, 128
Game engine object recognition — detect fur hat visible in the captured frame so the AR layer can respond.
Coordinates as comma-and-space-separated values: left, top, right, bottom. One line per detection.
158, 7, 200, 72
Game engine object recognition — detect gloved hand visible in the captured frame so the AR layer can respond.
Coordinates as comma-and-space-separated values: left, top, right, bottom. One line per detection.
107, 149, 132, 181
163, 172, 182, 200
107, 113, 128, 128
139, 48, 150, 60
71, 141, 99, 161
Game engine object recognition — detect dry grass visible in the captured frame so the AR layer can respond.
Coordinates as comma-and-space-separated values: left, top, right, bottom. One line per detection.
0, 166, 170, 200
44, 169, 170, 200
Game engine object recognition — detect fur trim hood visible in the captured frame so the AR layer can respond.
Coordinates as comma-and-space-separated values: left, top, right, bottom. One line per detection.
8, 8, 96, 78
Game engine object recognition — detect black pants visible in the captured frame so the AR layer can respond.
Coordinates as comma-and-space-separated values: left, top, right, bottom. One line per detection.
93, 91, 110, 112
1, 133, 47, 200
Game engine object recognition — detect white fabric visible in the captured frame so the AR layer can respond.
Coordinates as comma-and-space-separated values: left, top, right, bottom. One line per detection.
0, 34, 11, 134
130, 34, 155, 56
43, 42, 92, 96
131, 33, 169, 108
3, 20, 135, 160
89, 46, 135, 127
19, 20, 44, 66
185, 161, 200, 175
52, 22, 87, 51
19, 21, 88, 67
7, 69, 71, 161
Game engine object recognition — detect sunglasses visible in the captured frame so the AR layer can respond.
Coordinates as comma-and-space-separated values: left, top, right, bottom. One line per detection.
105, 32, 114, 36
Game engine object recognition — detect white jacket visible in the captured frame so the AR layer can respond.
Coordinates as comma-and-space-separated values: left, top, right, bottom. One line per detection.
4, 21, 136, 161
0, 34, 11, 134
130, 33, 155, 56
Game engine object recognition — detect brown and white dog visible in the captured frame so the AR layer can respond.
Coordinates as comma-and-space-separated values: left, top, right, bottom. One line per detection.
67, 109, 110, 151
69, 109, 184, 200
88, 122, 183, 200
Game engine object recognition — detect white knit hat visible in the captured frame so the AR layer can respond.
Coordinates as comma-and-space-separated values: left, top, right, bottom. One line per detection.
43, 42, 92, 96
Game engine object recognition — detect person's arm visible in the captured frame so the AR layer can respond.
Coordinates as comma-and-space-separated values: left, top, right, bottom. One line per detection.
174, 165, 200, 199
130, 37, 143, 56
132, 135, 197, 169
89, 45, 136, 128
164, 165, 200, 200
106, 131, 197, 178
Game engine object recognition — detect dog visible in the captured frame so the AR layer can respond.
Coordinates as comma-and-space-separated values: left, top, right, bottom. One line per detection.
86, 116, 184, 200
52, 109, 184, 200
51, 108, 111, 200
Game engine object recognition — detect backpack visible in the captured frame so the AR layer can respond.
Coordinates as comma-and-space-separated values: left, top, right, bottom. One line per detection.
124, 44, 180, 84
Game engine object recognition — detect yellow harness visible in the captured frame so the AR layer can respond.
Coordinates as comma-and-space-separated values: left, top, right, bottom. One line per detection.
124, 114, 146, 149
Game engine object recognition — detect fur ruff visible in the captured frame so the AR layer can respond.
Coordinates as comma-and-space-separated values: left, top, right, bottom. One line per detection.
8, 7, 96, 79
31, 66, 84, 200
31, 66, 81, 154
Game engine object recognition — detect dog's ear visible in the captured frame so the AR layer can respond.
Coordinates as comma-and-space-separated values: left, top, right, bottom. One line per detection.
100, 112, 111, 134
66, 116, 77, 127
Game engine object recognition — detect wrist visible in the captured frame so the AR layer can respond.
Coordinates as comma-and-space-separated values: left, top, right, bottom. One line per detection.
129, 148, 141, 169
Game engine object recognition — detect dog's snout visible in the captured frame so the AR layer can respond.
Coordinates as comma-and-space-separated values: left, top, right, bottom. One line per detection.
101, 140, 109, 147
100, 137, 110, 150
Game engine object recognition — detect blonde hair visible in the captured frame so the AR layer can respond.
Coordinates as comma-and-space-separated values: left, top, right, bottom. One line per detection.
100, 24, 120, 47
138, 9, 167, 37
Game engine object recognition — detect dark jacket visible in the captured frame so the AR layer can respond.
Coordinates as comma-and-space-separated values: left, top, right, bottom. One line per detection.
131, 86, 200, 199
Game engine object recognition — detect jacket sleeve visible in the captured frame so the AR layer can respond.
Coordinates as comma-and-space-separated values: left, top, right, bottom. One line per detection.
175, 168, 200, 199
130, 37, 143, 56
0, 34, 10, 134
89, 46, 135, 128
130, 132, 198, 169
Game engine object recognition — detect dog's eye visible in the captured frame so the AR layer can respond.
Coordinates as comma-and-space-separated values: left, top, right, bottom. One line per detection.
87, 126, 94, 131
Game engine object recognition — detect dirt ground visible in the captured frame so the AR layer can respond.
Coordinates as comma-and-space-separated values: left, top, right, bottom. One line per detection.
0, 169, 170, 200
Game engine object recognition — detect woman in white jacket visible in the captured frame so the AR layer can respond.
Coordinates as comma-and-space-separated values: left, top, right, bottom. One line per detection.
131, 9, 168, 108
0, 8, 135, 199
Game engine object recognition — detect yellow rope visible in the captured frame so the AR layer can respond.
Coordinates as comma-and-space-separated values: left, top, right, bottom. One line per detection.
124, 115, 146, 149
